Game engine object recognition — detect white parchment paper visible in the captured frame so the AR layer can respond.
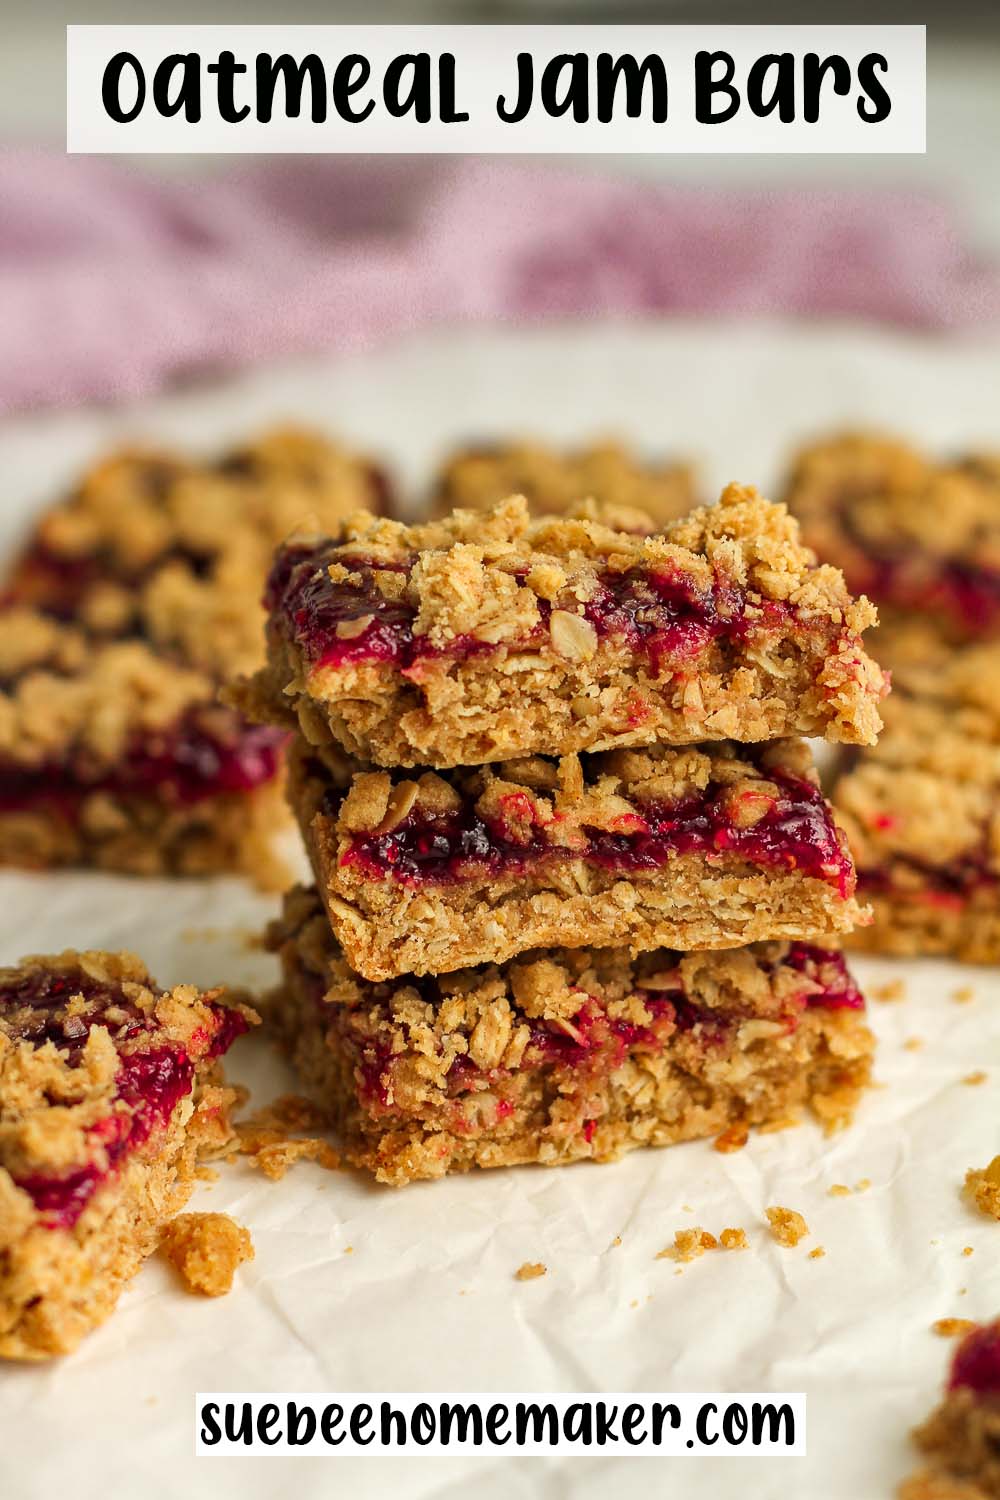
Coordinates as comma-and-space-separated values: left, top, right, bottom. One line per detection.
2, 320, 1000, 1500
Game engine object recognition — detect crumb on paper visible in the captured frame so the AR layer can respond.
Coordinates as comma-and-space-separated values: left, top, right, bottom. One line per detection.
872, 979, 906, 1003
658, 1228, 718, 1263
515, 1262, 546, 1282
808, 1247, 826, 1260
855, 1178, 871, 1193
160, 1213, 254, 1297
952, 986, 975, 1005
714, 1121, 749, 1154
681, 1203, 694, 1213
963, 1071, 988, 1086
829, 1183, 851, 1197
932, 1318, 977, 1338
233, 1094, 340, 1180
630, 1299, 639, 1309
611, 1235, 622, 1248
719, 1228, 748, 1251
194, 1165, 219, 1183
905, 1038, 924, 1052
765, 1207, 809, 1248
964, 1158, 1000, 1220
963, 1247, 974, 1257
344, 1246, 353, 1255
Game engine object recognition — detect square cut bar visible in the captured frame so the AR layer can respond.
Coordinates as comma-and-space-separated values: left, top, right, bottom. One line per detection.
289, 735, 867, 982
907, 1320, 1000, 1498
0, 610, 287, 878
267, 884, 874, 1187
831, 621, 1000, 964
0, 429, 389, 881
430, 438, 697, 531
234, 486, 887, 770
0, 949, 253, 1360
4, 426, 392, 681
782, 430, 1000, 644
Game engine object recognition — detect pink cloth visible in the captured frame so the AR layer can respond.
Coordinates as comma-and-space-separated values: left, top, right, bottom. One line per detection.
2, 152, 997, 414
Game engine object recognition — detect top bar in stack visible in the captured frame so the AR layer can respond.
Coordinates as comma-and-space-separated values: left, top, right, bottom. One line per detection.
235, 485, 887, 770
430, 438, 697, 532
782, 430, 1000, 643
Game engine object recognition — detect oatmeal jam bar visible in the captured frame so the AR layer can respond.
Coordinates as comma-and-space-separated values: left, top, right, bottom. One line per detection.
907, 1320, 1000, 1497
0, 610, 286, 879
235, 487, 886, 769
783, 430, 1000, 643
289, 736, 866, 981
0, 949, 253, 1359
431, 438, 696, 531
831, 622, 1000, 964
4, 426, 391, 679
266, 885, 874, 1186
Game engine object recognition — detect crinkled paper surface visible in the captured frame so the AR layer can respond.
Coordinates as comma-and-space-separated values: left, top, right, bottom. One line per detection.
2, 319, 1000, 1500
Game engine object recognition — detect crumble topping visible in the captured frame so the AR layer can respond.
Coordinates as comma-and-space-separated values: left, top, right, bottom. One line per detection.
964, 1159, 1000, 1220
934, 1320, 979, 1339
432, 438, 697, 528
233, 1095, 341, 1180
160, 1212, 254, 1296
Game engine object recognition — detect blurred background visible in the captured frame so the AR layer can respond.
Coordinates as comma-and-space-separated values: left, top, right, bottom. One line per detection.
1, 1, 999, 512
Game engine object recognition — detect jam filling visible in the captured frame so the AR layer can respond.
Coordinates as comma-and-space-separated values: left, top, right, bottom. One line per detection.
837, 502, 1000, 637
341, 769, 855, 898
950, 1323, 1000, 1396
859, 853, 999, 910
0, 718, 285, 816
1, 968, 247, 1229
344, 941, 863, 1112
266, 540, 804, 676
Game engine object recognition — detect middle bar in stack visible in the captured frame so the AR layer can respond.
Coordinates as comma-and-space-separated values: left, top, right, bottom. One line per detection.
238, 483, 886, 1184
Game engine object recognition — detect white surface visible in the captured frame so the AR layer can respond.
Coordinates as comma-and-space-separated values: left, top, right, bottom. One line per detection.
3, 319, 1000, 1499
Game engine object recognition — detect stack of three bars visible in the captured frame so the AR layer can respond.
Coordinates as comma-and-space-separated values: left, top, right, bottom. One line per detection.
238, 485, 888, 1185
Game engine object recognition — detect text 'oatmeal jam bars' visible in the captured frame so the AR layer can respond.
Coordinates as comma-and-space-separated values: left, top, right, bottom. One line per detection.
254, 482, 880, 1184
0, 427, 391, 880
0, 949, 254, 1360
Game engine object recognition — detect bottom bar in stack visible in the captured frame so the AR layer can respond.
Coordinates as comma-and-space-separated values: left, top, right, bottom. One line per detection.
267, 886, 874, 1186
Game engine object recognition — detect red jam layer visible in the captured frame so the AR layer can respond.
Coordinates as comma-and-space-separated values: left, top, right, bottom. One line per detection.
0, 717, 285, 815
345, 941, 863, 1111
859, 855, 997, 911
950, 1323, 1000, 1396
340, 769, 855, 898
1, 967, 247, 1229
266, 540, 801, 676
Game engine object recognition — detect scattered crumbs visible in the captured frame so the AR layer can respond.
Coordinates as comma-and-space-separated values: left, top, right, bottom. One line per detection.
930, 1239, 940, 1247
964, 1158, 1000, 1220
714, 1121, 749, 1154
960, 1289, 968, 1297
160, 1213, 254, 1297
829, 1184, 851, 1198
611, 1235, 622, 1248
630, 1299, 639, 1310
658, 1228, 718, 1264
904, 1038, 924, 1052
932, 1318, 976, 1338
344, 1246, 354, 1255
855, 1178, 872, 1193
963, 1247, 974, 1257
515, 1262, 546, 1282
720, 1228, 749, 1251
681, 1204, 694, 1213
808, 1247, 826, 1260
765, 1207, 809, 1248
872, 979, 906, 1003
234, 1095, 340, 1181
194, 1165, 219, 1183
963, 1071, 988, 1087
952, 986, 975, 1005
